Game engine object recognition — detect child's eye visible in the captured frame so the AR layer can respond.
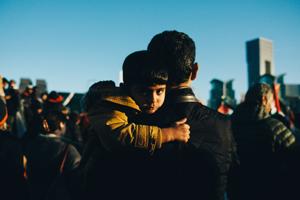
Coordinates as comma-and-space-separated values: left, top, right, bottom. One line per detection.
156, 89, 165, 95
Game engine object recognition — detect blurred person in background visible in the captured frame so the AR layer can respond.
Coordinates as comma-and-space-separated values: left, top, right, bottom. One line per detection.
229, 83, 296, 200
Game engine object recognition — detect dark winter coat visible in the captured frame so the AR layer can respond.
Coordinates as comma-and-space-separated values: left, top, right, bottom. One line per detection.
134, 87, 236, 200
0, 131, 29, 200
229, 102, 296, 200
23, 134, 81, 200
81, 89, 164, 199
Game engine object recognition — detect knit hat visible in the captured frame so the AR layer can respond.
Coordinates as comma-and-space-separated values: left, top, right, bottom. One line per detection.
0, 98, 8, 126
48, 91, 64, 103
44, 91, 64, 114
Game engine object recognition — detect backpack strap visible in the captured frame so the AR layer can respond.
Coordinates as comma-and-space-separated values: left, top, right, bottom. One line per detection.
59, 144, 70, 174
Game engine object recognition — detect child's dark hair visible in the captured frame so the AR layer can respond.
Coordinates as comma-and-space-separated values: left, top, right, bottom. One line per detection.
122, 50, 168, 87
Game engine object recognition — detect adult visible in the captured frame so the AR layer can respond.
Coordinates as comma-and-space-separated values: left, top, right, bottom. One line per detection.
5, 79, 20, 133
81, 51, 190, 199
229, 83, 296, 200
23, 111, 81, 200
147, 30, 236, 200
0, 98, 29, 200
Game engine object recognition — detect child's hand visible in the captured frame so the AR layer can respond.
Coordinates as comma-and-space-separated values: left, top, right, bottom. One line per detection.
173, 118, 190, 143
162, 118, 190, 143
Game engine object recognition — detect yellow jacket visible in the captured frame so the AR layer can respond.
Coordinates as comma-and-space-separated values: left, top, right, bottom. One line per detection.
87, 87, 162, 154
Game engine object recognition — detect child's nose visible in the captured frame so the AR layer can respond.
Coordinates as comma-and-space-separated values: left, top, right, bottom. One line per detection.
147, 93, 157, 104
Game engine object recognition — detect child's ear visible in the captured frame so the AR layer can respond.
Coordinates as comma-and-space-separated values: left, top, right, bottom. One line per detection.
191, 63, 199, 81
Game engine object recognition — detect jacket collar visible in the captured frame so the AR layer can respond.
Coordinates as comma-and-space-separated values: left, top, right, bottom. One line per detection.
167, 87, 199, 104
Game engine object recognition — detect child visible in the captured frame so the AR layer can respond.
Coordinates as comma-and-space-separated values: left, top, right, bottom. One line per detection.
84, 50, 190, 155
81, 50, 190, 199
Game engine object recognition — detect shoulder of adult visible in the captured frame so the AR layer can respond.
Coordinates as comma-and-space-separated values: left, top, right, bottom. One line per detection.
195, 103, 231, 123
263, 117, 287, 131
263, 117, 296, 150
190, 103, 233, 152
64, 143, 81, 170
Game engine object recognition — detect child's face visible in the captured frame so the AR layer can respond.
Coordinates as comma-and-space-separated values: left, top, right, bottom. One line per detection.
129, 84, 166, 114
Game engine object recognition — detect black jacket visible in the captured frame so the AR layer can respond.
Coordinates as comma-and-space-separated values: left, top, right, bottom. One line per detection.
135, 87, 236, 200
229, 102, 296, 200
23, 134, 81, 200
0, 131, 29, 200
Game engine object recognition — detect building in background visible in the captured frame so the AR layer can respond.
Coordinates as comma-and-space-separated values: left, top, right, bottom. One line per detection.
19, 78, 48, 97
276, 74, 300, 113
246, 38, 275, 87
35, 79, 47, 97
19, 78, 33, 94
208, 79, 236, 112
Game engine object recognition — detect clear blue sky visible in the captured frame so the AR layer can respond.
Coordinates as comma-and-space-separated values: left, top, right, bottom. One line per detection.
1, 0, 299, 104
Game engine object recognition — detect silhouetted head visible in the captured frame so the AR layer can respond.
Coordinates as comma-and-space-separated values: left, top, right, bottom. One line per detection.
48, 91, 64, 103
24, 85, 34, 96
9, 79, 16, 88
42, 111, 66, 136
122, 50, 168, 87
40, 92, 48, 102
43, 91, 64, 114
240, 83, 275, 120
148, 30, 197, 86
83, 80, 116, 112
2, 77, 9, 89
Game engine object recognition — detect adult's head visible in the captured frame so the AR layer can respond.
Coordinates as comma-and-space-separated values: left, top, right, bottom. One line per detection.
122, 50, 168, 114
40, 92, 48, 103
24, 85, 34, 96
244, 83, 274, 120
2, 77, 9, 89
9, 80, 16, 89
48, 91, 64, 103
83, 80, 116, 112
42, 111, 66, 136
147, 30, 198, 87
44, 91, 64, 114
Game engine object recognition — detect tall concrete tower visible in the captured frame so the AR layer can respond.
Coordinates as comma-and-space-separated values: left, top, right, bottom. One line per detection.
246, 38, 275, 87
19, 78, 33, 94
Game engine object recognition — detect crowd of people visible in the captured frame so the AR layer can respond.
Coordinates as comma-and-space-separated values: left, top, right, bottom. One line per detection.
1, 30, 299, 200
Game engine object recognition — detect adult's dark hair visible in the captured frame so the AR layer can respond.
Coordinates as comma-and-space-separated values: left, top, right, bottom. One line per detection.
2, 77, 9, 84
42, 111, 65, 133
122, 50, 168, 87
147, 30, 196, 85
235, 83, 273, 121
245, 83, 273, 106
43, 91, 64, 114
82, 80, 116, 112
